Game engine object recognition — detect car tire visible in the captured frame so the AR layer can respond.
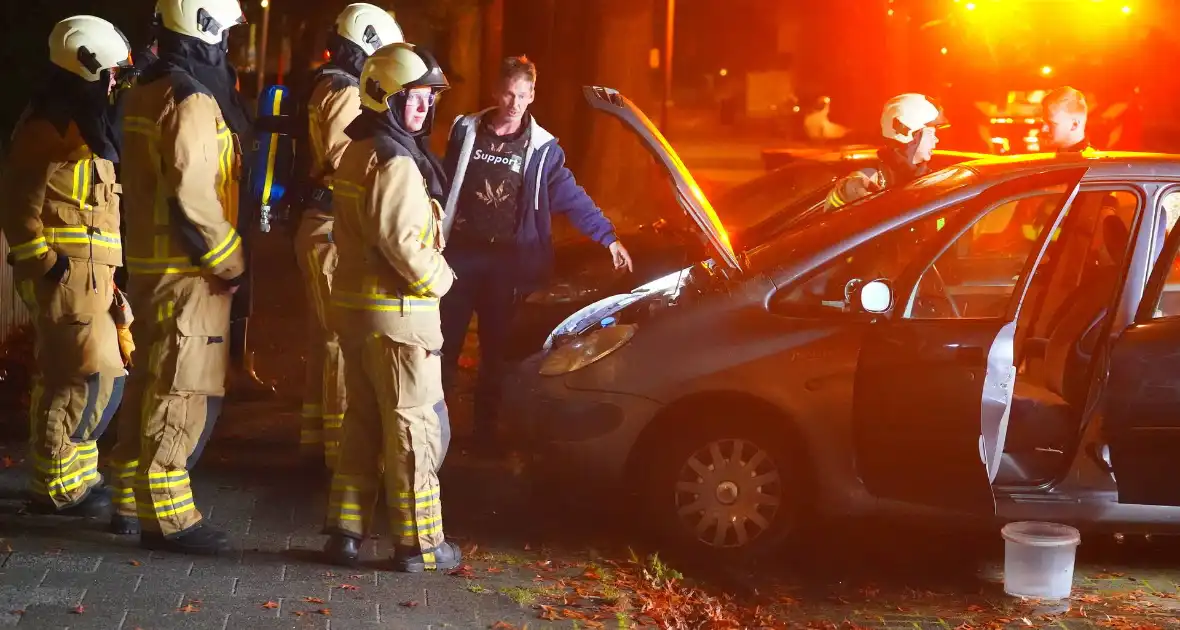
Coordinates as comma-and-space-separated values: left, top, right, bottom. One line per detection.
640, 414, 805, 564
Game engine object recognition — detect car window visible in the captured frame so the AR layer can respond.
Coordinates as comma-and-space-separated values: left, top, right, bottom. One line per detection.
1151, 190, 1180, 318
771, 206, 966, 318
906, 187, 1067, 319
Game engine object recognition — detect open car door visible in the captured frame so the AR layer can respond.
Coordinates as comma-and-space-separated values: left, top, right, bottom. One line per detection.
853, 168, 1087, 513
1105, 211, 1180, 506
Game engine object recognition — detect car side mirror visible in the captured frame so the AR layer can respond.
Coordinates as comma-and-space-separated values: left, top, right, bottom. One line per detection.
858, 279, 893, 314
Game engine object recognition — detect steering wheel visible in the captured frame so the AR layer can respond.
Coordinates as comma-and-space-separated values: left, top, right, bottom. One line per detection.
927, 264, 963, 318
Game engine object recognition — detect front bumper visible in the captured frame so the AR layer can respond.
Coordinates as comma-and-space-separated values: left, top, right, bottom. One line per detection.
501, 354, 661, 496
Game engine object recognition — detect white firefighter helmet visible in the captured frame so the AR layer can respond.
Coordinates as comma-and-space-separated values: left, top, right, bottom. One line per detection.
881, 93, 949, 144
359, 43, 449, 113
335, 3, 404, 56
157, 0, 246, 45
49, 15, 132, 82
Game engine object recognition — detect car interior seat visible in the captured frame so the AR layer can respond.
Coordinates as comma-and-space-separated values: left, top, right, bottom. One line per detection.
1005, 213, 1129, 453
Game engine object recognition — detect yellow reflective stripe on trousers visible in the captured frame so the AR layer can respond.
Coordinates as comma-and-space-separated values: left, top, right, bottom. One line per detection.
10, 236, 49, 261
396, 487, 440, 509
138, 469, 190, 490
400, 513, 443, 537
200, 228, 242, 269
109, 459, 139, 505
43, 226, 122, 250
138, 491, 196, 519
31, 443, 100, 500
422, 551, 437, 569
328, 501, 364, 521
322, 414, 344, 430
332, 291, 439, 312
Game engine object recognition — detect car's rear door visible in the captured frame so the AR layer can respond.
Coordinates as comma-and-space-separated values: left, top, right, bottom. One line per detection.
1104, 186, 1180, 506
853, 168, 1087, 513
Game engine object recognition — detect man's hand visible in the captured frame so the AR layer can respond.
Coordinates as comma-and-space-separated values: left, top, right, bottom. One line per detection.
609, 241, 633, 273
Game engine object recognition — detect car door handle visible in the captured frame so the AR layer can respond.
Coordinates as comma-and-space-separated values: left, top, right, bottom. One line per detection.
956, 346, 985, 363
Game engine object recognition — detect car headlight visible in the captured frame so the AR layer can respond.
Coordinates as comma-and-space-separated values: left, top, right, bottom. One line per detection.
539, 324, 637, 376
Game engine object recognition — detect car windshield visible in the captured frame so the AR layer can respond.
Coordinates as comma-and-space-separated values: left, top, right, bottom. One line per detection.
712, 160, 845, 236
752, 166, 980, 268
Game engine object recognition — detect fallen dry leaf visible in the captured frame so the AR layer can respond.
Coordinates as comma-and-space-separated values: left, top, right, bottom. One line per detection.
178, 603, 200, 613
448, 564, 476, 578
967, 604, 986, 612
490, 622, 517, 630
315, 608, 331, 616
293, 611, 304, 617
128, 560, 141, 567
262, 601, 279, 609
71, 605, 85, 614
487, 567, 504, 574
338, 584, 360, 591
302, 597, 325, 604
399, 600, 419, 608
539, 605, 560, 621
10, 610, 25, 616
1, 456, 14, 469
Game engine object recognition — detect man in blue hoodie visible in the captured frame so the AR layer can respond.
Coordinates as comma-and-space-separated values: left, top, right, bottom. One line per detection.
440, 55, 632, 454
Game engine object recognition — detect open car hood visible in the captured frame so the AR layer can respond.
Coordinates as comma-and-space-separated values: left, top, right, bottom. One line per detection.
582, 86, 742, 272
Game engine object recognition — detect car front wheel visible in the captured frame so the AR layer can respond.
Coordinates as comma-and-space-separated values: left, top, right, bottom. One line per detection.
642, 418, 803, 562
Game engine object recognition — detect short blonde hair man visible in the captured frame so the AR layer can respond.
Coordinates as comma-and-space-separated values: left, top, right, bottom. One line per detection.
1042, 86, 1090, 151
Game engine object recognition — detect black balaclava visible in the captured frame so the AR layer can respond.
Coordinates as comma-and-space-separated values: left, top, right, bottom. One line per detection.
346, 97, 448, 203
144, 28, 252, 136
28, 63, 120, 162
877, 138, 930, 189
325, 32, 367, 79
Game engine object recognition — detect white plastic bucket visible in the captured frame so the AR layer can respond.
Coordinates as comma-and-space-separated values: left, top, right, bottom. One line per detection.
1001, 521, 1082, 600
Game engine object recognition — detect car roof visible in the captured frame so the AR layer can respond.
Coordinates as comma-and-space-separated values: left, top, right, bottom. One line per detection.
962, 151, 1180, 179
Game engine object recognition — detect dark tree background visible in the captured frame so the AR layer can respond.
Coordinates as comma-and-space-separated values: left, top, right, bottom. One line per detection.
0, 0, 663, 231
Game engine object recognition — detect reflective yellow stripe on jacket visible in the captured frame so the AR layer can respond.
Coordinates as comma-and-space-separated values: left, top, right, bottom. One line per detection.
332, 291, 440, 313
9, 237, 49, 261
43, 226, 121, 251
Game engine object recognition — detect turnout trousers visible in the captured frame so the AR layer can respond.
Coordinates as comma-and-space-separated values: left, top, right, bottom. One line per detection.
324, 332, 449, 556
20, 259, 126, 508
106, 274, 231, 537
294, 211, 346, 467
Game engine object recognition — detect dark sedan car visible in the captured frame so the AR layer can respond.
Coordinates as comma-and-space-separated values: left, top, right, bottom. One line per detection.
510, 147, 986, 359
504, 86, 1180, 564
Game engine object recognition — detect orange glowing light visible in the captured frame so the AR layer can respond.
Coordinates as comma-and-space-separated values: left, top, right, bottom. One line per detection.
1122, 5, 1131, 14
940, 47, 948, 55
1041, 65, 1053, 76
965, 2, 976, 9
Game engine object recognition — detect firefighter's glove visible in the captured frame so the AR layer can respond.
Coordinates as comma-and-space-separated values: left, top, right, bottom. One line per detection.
110, 284, 136, 367
845, 172, 883, 200
117, 326, 136, 368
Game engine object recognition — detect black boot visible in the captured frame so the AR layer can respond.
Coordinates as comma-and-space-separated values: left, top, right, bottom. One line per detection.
27, 487, 111, 518
110, 514, 140, 535
393, 541, 463, 573
323, 534, 361, 567
140, 522, 230, 555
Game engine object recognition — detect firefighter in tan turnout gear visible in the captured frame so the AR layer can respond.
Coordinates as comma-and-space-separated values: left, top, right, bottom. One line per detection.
322, 43, 461, 572
105, 0, 250, 555
294, 3, 404, 470
0, 16, 134, 518
824, 93, 948, 211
